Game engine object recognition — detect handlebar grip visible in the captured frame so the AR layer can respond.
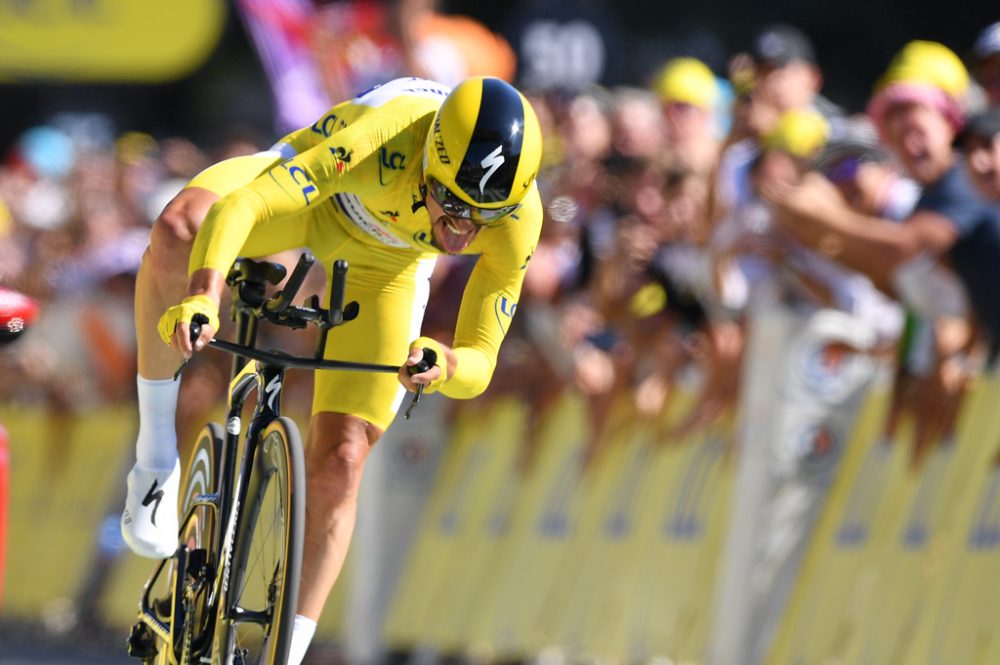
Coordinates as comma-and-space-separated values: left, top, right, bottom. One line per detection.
406, 347, 438, 376
328, 259, 348, 324
267, 251, 316, 314
190, 313, 210, 344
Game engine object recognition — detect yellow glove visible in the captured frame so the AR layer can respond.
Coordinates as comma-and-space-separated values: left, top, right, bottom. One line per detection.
157, 294, 220, 346
408, 336, 448, 393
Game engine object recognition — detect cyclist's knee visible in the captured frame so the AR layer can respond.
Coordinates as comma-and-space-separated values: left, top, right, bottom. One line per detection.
148, 188, 217, 270
306, 414, 379, 501
332, 439, 368, 477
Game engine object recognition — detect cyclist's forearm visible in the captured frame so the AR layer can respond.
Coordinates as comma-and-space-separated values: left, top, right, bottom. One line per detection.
184, 268, 227, 307
440, 346, 493, 399
189, 189, 270, 275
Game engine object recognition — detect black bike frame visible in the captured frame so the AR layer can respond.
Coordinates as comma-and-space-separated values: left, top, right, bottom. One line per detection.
134, 254, 406, 663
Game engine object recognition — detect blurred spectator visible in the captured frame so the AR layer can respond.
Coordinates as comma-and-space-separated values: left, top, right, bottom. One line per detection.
812, 117, 920, 221
238, 0, 517, 133
608, 87, 666, 162
713, 25, 833, 252
653, 57, 722, 177
766, 41, 995, 462
748, 24, 843, 128
956, 105, 1000, 201
559, 88, 615, 211
970, 20, 1000, 107
398, 0, 517, 86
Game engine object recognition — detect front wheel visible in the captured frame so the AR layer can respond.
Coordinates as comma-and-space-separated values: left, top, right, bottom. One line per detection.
215, 417, 305, 665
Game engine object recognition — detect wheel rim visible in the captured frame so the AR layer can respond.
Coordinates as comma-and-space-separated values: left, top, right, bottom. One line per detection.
227, 429, 292, 664
181, 441, 219, 656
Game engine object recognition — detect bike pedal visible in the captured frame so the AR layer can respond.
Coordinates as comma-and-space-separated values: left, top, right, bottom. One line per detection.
126, 622, 159, 660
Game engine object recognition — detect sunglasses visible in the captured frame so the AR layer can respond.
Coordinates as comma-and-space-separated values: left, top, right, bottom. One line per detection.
426, 178, 520, 225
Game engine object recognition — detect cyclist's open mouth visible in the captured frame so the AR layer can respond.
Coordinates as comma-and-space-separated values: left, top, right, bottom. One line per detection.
433, 215, 479, 253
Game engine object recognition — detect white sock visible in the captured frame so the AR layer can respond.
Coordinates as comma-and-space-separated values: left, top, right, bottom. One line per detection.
135, 375, 180, 470
287, 614, 317, 665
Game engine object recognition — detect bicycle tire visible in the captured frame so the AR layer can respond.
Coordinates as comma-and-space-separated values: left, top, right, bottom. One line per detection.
146, 423, 224, 665
181, 422, 225, 661
215, 417, 305, 665
170, 423, 227, 664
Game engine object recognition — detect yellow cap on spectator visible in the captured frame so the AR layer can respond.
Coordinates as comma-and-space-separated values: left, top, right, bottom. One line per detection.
762, 109, 830, 158
629, 282, 668, 319
875, 40, 969, 98
867, 41, 968, 137
115, 131, 159, 165
654, 57, 720, 109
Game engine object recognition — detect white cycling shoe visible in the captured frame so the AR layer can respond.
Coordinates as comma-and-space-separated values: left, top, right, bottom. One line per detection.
121, 460, 180, 559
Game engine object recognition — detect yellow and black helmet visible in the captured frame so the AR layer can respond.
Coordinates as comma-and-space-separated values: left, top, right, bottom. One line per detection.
424, 77, 542, 214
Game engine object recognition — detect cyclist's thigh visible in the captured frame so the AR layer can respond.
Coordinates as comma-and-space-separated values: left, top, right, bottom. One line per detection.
309, 225, 437, 431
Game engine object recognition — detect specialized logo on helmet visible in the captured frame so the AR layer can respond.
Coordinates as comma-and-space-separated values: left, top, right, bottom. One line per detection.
433, 117, 450, 164
479, 145, 505, 196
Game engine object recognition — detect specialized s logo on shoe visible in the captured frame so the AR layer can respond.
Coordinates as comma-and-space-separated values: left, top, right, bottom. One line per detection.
142, 480, 165, 526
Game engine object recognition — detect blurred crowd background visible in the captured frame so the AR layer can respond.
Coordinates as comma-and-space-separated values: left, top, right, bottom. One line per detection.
3, 1, 1000, 664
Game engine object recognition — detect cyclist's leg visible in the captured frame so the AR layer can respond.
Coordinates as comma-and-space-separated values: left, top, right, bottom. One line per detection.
137, 153, 283, 380
298, 411, 383, 620
126, 152, 287, 559
292, 223, 435, 655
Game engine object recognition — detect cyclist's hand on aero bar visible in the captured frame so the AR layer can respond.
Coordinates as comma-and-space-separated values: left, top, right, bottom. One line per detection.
399, 336, 448, 393
158, 294, 220, 359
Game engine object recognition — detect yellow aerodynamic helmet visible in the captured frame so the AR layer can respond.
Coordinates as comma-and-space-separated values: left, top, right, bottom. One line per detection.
424, 77, 542, 221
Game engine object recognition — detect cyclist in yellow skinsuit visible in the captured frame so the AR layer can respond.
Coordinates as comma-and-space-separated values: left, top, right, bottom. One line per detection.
120, 76, 542, 665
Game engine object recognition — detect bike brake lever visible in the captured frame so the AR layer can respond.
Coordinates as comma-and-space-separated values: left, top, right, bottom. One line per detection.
404, 386, 424, 420
403, 347, 437, 420
173, 313, 211, 381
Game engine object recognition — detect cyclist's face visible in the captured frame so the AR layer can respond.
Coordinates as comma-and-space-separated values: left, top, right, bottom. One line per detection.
426, 191, 481, 254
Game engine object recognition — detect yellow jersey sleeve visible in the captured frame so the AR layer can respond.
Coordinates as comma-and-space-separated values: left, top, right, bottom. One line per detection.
440, 188, 543, 399
189, 112, 413, 275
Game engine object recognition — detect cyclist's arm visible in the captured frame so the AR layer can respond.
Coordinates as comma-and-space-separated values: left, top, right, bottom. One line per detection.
165, 117, 402, 354
430, 192, 543, 399
188, 116, 398, 277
